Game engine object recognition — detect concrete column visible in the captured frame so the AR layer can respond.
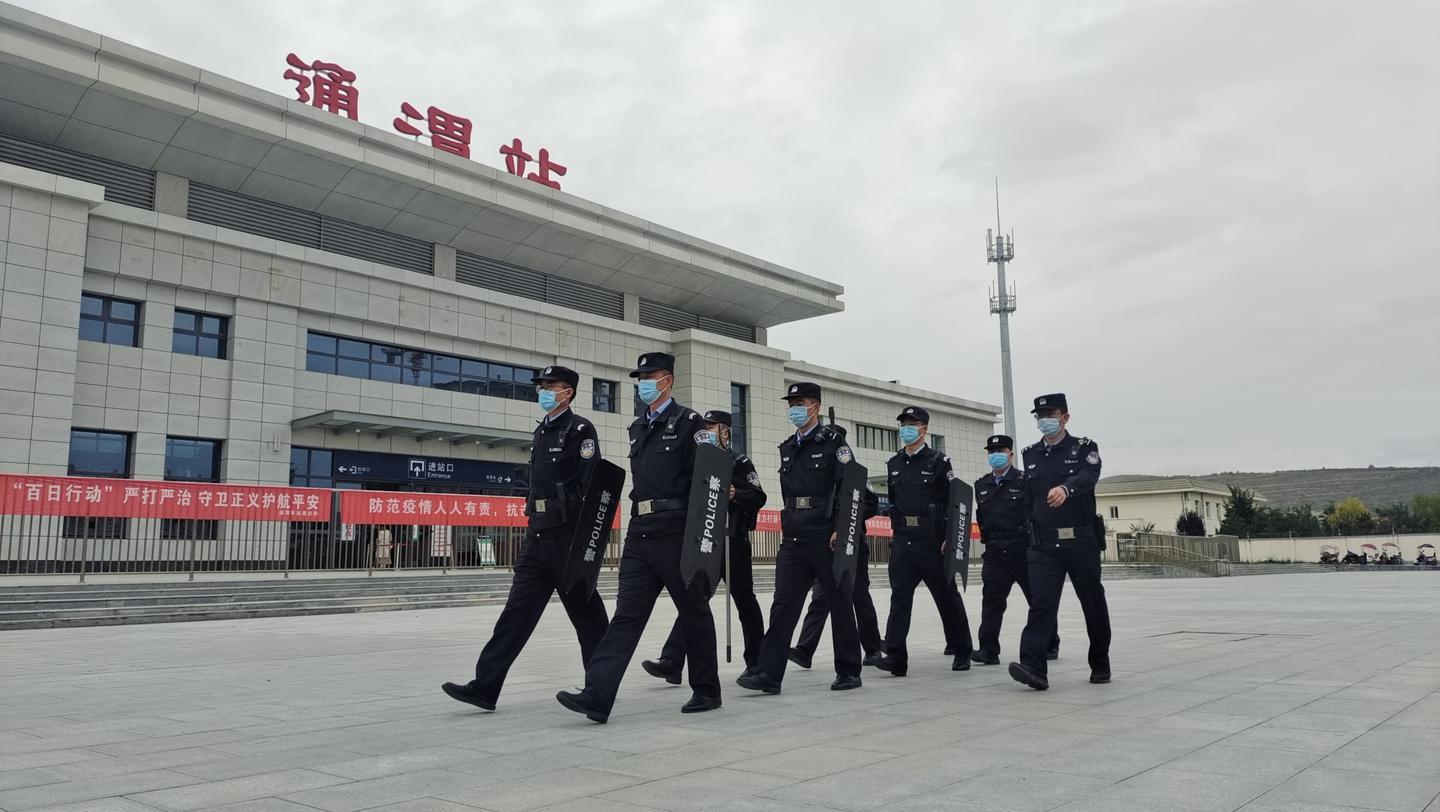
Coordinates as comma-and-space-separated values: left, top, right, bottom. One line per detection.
623, 292, 640, 323
433, 243, 456, 280
754, 326, 768, 346
153, 172, 189, 218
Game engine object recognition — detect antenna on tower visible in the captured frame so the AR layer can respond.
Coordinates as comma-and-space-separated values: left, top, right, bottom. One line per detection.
986, 181, 1018, 440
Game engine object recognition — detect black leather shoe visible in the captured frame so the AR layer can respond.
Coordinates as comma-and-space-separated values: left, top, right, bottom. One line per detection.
862, 651, 883, 667
944, 645, 957, 656
971, 651, 1000, 665
831, 674, 863, 691
441, 681, 496, 711
1008, 661, 1049, 691
737, 671, 782, 695
1090, 671, 1112, 684
952, 655, 971, 672
681, 693, 722, 713
873, 656, 907, 677
555, 689, 609, 724
642, 658, 682, 685
788, 647, 812, 670
1047, 646, 1060, 661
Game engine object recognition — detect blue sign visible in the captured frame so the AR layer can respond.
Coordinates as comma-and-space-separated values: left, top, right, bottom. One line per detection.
330, 450, 527, 490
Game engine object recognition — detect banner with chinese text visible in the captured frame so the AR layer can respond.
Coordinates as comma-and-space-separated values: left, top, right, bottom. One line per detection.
0, 474, 331, 521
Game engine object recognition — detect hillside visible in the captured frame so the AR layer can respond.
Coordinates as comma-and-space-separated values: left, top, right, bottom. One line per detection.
1101, 467, 1440, 510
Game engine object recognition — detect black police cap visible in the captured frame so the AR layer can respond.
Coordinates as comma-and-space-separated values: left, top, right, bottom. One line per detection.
782, 382, 822, 401
531, 365, 579, 389
984, 434, 1014, 450
629, 352, 675, 378
1030, 393, 1068, 414
896, 405, 930, 424
702, 410, 732, 426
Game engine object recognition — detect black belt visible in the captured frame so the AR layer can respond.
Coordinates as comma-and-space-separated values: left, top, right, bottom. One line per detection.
1034, 526, 1093, 541
530, 495, 579, 515
784, 496, 830, 510
632, 498, 686, 516
896, 514, 932, 528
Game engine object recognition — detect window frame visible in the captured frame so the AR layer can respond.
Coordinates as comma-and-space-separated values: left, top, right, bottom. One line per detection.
79, 293, 142, 347
171, 308, 229, 359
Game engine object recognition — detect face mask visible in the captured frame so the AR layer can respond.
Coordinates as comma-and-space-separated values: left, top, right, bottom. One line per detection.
537, 389, 566, 412
988, 451, 1010, 469
1037, 417, 1062, 436
699, 431, 719, 446
638, 378, 664, 406
788, 405, 812, 428
898, 425, 922, 446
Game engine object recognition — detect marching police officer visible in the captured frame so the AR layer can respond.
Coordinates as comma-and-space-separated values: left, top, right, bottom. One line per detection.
788, 482, 883, 669
971, 434, 1059, 665
442, 365, 609, 711
1009, 393, 1112, 691
642, 409, 769, 681
738, 382, 863, 694
874, 406, 973, 675
556, 353, 722, 722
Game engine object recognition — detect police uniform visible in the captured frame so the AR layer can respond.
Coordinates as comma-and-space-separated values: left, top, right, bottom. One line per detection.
972, 434, 1058, 664
645, 410, 769, 679
739, 382, 863, 693
441, 366, 609, 711
1010, 394, 1113, 691
557, 353, 722, 722
874, 406, 972, 675
790, 483, 883, 666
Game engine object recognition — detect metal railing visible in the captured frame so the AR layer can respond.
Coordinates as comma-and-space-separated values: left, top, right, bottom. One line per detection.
1118, 540, 1233, 577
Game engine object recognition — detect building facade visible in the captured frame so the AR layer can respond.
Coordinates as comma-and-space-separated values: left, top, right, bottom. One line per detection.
1097, 477, 1261, 539
0, 4, 999, 537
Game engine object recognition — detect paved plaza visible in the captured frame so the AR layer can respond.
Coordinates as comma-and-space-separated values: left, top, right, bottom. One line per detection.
1, 572, 1439, 811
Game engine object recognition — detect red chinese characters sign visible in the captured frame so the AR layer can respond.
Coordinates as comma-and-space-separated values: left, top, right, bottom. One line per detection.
0, 475, 331, 521
282, 53, 568, 189
338, 491, 620, 529
753, 510, 979, 540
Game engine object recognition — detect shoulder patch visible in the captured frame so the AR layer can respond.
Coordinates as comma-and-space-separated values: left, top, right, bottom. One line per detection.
1078, 437, 1092, 446
946, 469, 955, 480
836, 444, 853, 464
580, 438, 596, 459
1023, 441, 1040, 452
746, 471, 761, 486
694, 430, 712, 445
1086, 451, 1100, 465
737, 455, 750, 464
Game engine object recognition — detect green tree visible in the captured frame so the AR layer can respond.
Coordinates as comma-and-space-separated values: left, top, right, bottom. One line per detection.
1220, 485, 1263, 537
1374, 503, 1415, 534
1413, 494, 1440, 532
1327, 497, 1375, 535
1176, 510, 1206, 536
1265, 504, 1324, 537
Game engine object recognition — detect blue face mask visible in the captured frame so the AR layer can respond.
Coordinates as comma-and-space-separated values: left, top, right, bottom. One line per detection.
637, 378, 664, 406
788, 405, 812, 428
1037, 417, 1062, 436
988, 451, 1010, 469
898, 425, 922, 446
537, 389, 565, 413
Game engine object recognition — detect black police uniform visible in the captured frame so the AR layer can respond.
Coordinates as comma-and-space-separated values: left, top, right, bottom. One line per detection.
562, 354, 721, 721
881, 434, 973, 672
654, 443, 768, 672
747, 382, 862, 689
443, 366, 609, 710
973, 435, 1058, 663
1014, 394, 1112, 685
792, 483, 883, 664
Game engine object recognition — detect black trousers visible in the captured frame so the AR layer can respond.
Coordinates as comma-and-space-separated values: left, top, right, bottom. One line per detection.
471, 527, 610, 701
1018, 539, 1111, 676
794, 540, 883, 657
660, 534, 766, 668
582, 529, 721, 713
760, 539, 861, 680
883, 537, 972, 667
977, 545, 1059, 658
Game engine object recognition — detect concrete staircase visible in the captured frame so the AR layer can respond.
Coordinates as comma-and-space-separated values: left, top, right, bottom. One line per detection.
0, 563, 1173, 630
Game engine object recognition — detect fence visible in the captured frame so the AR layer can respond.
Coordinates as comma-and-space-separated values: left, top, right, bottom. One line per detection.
0, 473, 976, 581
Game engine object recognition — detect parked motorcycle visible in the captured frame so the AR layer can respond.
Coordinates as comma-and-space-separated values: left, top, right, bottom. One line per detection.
1416, 544, 1437, 567
1319, 544, 1341, 565
1376, 542, 1403, 566
1340, 549, 1368, 565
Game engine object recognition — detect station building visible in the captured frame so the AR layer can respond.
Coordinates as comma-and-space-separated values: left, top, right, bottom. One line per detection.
0, 3, 1000, 533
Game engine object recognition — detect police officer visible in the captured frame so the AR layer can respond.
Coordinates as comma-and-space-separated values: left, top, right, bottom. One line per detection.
642, 409, 768, 681
556, 353, 722, 722
442, 365, 609, 711
874, 406, 973, 675
1009, 394, 1112, 691
788, 482, 884, 669
971, 434, 1059, 665
738, 382, 863, 694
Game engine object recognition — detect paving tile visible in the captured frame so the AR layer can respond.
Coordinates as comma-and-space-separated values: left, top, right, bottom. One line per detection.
125, 768, 352, 810
1251, 765, 1440, 811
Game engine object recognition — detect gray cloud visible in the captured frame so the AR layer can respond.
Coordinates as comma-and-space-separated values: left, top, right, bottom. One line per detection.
18, 0, 1440, 474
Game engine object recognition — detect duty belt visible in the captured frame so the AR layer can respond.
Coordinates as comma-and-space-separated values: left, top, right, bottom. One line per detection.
1034, 526, 1090, 541
899, 515, 930, 528
784, 496, 829, 510
633, 498, 686, 516
530, 496, 577, 515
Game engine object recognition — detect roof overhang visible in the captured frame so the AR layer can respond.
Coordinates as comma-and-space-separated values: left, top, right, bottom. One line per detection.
0, 4, 845, 329
292, 410, 533, 448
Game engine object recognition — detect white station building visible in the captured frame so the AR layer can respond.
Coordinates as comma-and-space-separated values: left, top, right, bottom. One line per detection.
0, 3, 1000, 525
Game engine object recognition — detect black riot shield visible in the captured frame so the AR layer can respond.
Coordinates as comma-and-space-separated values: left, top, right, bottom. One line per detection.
830, 461, 869, 591
680, 443, 732, 592
943, 478, 976, 590
562, 460, 626, 597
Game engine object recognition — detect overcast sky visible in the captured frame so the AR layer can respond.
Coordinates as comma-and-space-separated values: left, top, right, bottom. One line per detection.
19, 0, 1440, 475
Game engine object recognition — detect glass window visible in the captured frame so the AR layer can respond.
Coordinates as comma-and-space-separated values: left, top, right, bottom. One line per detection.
593, 379, 618, 414
302, 331, 545, 404
730, 383, 748, 455
68, 429, 131, 477
307, 333, 336, 354
930, 434, 945, 453
164, 437, 221, 482
79, 294, 141, 347
172, 309, 228, 359
1109, 506, 1119, 519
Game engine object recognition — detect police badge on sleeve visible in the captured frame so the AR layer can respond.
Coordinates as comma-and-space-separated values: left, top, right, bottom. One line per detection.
580, 439, 596, 459
747, 471, 761, 486
1086, 451, 1100, 465
836, 445, 853, 464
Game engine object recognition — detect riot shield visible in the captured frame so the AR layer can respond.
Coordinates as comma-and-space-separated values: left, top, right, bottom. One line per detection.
943, 478, 976, 590
680, 443, 732, 592
562, 460, 626, 597
830, 461, 868, 591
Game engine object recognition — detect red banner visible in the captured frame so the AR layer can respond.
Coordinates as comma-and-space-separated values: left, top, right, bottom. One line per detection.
0, 474, 331, 521
339, 491, 533, 526
754, 510, 978, 540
